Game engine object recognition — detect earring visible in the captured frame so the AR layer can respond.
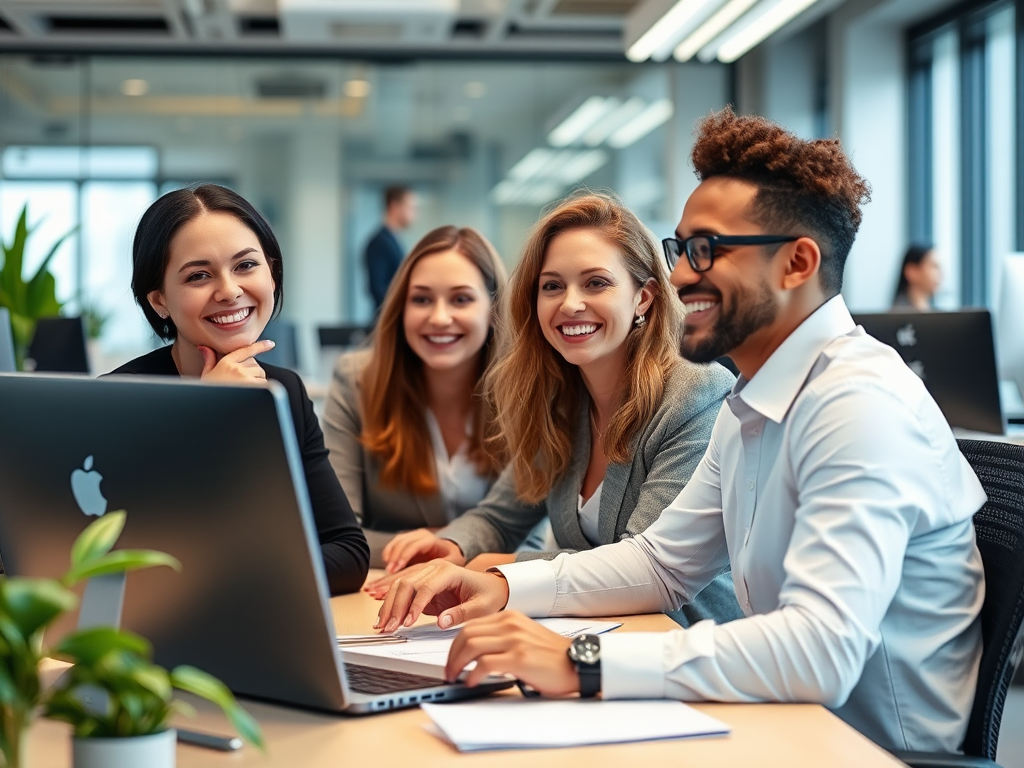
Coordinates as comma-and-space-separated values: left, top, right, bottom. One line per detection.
634, 314, 646, 328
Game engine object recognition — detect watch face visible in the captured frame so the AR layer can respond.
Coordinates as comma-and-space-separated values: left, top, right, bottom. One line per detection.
570, 634, 600, 665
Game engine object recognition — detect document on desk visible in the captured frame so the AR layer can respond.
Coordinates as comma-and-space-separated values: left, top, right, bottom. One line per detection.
339, 618, 622, 671
421, 699, 730, 751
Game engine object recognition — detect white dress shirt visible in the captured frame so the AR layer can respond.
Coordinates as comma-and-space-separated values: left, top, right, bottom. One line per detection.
497, 295, 986, 753
425, 411, 490, 523
577, 481, 604, 546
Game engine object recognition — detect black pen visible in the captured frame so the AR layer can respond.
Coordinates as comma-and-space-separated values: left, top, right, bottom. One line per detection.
177, 727, 243, 751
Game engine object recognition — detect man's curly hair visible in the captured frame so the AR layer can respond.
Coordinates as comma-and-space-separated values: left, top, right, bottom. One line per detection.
692, 107, 871, 296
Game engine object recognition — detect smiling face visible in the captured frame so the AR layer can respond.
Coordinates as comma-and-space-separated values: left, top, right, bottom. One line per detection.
536, 228, 651, 377
671, 177, 781, 364
147, 211, 276, 358
402, 249, 493, 375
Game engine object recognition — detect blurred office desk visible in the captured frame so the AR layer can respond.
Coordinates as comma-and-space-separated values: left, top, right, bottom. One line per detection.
26, 578, 905, 768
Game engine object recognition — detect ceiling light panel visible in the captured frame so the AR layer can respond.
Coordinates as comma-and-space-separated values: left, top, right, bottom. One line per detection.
547, 96, 617, 147
673, 0, 758, 61
607, 98, 673, 148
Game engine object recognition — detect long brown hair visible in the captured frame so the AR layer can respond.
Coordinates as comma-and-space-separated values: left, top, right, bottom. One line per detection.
484, 194, 682, 503
361, 226, 506, 494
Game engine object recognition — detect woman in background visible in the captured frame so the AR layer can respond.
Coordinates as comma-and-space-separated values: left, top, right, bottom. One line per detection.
323, 226, 536, 568
369, 194, 741, 628
893, 244, 942, 310
110, 183, 369, 594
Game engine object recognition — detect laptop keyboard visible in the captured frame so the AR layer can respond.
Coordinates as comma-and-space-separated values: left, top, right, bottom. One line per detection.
345, 663, 446, 695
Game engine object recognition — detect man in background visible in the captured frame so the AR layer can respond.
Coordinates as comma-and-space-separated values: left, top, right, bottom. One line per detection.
364, 185, 418, 310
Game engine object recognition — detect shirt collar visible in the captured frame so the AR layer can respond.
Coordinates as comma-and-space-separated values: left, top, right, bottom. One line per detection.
732, 294, 856, 423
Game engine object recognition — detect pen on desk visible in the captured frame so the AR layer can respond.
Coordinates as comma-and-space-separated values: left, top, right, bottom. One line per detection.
177, 728, 243, 751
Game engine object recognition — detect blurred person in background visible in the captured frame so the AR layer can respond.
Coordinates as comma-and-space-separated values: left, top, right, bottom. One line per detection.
364, 185, 418, 311
892, 244, 941, 311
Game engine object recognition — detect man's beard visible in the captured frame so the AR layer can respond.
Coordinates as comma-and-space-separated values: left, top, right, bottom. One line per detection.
680, 280, 778, 364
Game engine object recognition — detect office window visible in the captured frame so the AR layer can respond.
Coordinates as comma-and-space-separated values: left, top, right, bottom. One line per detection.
908, 0, 1017, 309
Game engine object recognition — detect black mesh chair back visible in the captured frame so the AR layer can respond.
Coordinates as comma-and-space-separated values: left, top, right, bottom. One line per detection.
958, 438, 1024, 760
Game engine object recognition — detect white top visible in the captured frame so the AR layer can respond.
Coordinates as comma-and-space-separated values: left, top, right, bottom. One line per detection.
497, 295, 986, 753
425, 411, 490, 523
577, 481, 604, 547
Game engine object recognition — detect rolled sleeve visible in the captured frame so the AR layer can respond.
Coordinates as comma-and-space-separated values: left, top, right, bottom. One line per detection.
494, 559, 557, 615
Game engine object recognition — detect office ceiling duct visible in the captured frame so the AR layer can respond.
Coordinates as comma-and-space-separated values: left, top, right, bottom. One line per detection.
279, 0, 459, 44
254, 73, 328, 99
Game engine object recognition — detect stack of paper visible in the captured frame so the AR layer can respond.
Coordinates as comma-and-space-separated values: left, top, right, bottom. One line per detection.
421, 699, 730, 751
340, 618, 622, 673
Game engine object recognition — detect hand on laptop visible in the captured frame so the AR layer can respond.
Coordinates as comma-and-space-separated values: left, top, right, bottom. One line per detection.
381, 529, 466, 574
446, 612, 578, 695
198, 340, 275, 383
373, 560, 509, 633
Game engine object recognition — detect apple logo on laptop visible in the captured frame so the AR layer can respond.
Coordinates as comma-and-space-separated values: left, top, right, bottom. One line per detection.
71, 456, 107, 517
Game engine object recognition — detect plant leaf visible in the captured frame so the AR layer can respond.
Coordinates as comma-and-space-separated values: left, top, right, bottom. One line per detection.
51, 627, 151, 667
63, 549, 181, 587
171, 666, 265, 751
0, 578, 77, 637
27, 224, 76, 286
69, 511, 126, 569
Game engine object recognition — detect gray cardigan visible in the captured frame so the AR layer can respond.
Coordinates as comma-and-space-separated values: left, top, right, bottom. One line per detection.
438, 360, 743, 626
322, 350, 490, 567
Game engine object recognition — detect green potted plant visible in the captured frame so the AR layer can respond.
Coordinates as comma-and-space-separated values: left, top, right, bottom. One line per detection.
0, 204, 76, 370
0, 511, 264, 768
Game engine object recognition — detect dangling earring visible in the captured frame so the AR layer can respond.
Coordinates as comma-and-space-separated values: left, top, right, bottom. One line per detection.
634, 314, 646, 328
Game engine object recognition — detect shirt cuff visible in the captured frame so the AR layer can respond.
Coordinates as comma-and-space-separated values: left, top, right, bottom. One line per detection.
492, 559, 557, 616
600, 632, 669, 699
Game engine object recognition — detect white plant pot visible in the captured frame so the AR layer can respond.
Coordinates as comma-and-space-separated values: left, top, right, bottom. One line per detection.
72, 728, 176, 768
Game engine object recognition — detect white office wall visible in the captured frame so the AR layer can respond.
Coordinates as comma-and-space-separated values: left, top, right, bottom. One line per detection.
286, 130, 344, 377
828, 1, 907, 311
665, 62, 731, 231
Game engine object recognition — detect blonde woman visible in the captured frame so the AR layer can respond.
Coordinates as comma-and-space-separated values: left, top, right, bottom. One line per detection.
369, 195, 740, 626
323, 225, 538, 568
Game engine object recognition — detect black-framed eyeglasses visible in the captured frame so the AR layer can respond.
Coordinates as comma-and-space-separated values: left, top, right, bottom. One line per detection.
662, 234, 798, 273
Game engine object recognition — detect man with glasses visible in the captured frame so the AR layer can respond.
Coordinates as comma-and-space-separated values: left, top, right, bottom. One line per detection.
374, 108, 986, 754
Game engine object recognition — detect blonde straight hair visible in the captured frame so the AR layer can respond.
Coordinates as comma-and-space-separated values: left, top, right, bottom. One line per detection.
484, 194, 683, 503
361, 225, 507, 493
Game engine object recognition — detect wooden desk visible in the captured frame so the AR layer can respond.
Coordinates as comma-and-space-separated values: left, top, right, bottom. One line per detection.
25, 580, 906, 768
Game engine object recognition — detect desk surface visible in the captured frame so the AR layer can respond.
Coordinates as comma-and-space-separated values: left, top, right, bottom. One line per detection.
26, 578, 905, 768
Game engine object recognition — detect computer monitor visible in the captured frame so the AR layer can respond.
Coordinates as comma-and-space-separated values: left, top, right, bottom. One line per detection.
996, 254, 1024, 417
0, 308, 15, 373
852, 310, 1004, 434
27, 316, 89, 373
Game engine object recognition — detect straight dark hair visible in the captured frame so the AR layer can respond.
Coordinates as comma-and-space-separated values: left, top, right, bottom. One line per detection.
131, 184, 284, 341
893, 243, 934, 303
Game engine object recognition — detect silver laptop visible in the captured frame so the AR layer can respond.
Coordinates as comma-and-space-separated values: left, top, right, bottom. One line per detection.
0, 309, 15, 372
0, 373, 510, 714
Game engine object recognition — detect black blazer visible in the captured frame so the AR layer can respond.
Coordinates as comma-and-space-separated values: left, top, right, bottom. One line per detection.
108, 346, 370, 595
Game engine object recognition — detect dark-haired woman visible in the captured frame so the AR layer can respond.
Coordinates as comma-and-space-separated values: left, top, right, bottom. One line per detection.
893, 244, 941, 311
108, 184, 369, 595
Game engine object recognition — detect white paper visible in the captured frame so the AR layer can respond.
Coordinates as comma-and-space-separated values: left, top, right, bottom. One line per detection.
421, 699, 730, 751
341, 618, 621, 671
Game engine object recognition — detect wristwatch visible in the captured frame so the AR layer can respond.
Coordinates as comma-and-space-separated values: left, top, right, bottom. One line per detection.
567, 634, 601, 698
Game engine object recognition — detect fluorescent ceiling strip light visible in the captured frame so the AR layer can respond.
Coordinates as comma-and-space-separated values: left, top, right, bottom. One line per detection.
548, 97, 616, 148
491, 180, 521, 204
626, 0, 716, 62
673, 0, 759, 62
582, 97, 646, 147
608, 100, 674, 149
714, 0, 821, 63
520, 182, 567, 206
555, 150, 609, 184
509, 148, 557, 180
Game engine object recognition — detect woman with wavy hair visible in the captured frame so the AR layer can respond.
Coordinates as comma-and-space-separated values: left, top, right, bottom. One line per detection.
368, 194, 740, 626
323, 225, 524, 567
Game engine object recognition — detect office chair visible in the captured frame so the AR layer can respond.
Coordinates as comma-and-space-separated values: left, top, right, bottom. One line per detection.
317, 324, 371, 382
27, 316, 89, 373
895, 439, 1024, 768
